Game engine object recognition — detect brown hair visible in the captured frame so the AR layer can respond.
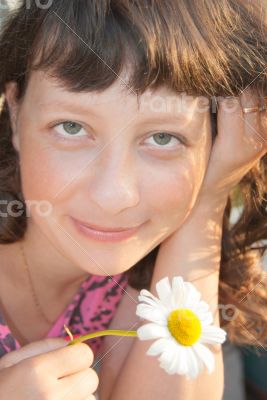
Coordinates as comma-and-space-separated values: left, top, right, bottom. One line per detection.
0, 0, 267, 347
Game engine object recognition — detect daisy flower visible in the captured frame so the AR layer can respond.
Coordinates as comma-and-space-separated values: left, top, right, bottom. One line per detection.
64, 275, 226, 380
136, 276, 227, 379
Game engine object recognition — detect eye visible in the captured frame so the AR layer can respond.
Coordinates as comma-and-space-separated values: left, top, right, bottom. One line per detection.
53, 121, 87, 137
144, 132, 184, 149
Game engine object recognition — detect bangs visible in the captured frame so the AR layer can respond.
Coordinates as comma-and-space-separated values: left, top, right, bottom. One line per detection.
11, 0, 267, 98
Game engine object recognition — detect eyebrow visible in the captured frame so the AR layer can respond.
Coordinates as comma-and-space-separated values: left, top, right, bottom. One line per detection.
39, 100, 191, 122
137, 115, 190, 124
38, 100, 102, 117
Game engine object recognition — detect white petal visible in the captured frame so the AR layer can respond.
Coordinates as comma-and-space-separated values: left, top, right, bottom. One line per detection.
155, 277, 173, 309
137, 294, 169, 316
192, 307, 213, 326
164, 346, 183, 375
196, 300, 211, 313
169, 344, 189, 375
136, 304, 167, 325
159, 340, 180, 373
199, 325, 227, 345
185, 347, 203, 379
171, 276, 187, 307
183, 282, 202, 308
199, 312, 213, 326
160, 355, 179, 375
146, 337, 169, 356
137, 322, 170, 340
164, 359, 179, 375
139, 289, 168, 311
146, 337, 187, 376
190, 300, 214, 326
156, 338, 189, 376
138, 294, 162, 308
193, 342, 215, 374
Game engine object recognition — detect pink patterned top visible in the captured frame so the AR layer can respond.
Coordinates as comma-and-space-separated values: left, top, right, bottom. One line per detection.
0, 272, 129, 359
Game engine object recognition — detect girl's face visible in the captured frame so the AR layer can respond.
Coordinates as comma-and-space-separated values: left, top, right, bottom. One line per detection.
6, 70, 212, 276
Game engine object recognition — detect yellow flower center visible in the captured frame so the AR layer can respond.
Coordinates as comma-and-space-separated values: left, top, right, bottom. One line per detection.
167, 308, 202, 346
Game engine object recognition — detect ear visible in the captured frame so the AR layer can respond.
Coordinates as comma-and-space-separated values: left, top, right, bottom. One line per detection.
4, 81, 20, 152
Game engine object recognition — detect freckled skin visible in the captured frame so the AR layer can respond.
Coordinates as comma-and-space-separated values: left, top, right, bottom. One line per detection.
5, 70, 212, 281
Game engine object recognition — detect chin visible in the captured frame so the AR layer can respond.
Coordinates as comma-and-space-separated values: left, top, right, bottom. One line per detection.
73, 254, 137, 277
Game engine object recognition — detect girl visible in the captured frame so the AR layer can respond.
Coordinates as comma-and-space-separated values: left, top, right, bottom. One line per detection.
0, 1, 267, 399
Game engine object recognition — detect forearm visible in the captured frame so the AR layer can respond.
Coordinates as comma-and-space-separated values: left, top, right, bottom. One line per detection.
109, 196, 228, 400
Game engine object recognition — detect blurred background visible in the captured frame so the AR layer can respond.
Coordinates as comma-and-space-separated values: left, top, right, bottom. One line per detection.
1, 2, 267, 399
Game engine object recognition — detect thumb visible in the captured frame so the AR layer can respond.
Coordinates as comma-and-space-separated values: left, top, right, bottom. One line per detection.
0, 337, 67, 369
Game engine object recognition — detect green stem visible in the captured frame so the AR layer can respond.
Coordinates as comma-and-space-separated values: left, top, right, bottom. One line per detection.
67, 329, 138, 346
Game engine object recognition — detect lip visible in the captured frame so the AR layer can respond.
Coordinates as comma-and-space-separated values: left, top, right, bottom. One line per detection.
70, 217, 143, 242
72, 218, 140, 232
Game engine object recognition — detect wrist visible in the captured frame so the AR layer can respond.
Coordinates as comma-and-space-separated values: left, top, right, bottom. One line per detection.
152, 194, 226, 284
191, 191, 229, 220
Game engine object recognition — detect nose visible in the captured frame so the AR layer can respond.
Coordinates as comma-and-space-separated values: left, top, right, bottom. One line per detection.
89, 147, 140, 215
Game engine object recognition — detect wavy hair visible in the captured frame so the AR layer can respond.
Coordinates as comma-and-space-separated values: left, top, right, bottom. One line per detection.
0, 0, 267, 346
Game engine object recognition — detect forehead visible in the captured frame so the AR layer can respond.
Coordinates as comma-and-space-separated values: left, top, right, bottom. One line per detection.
24, 70, 209, 118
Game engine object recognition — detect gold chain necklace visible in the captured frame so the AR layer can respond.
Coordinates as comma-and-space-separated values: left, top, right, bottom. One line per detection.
19, 241, 54, 325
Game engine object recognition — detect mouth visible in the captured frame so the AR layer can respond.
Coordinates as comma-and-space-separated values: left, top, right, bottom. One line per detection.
72, 218, 142, 232
69, 216, 144, 242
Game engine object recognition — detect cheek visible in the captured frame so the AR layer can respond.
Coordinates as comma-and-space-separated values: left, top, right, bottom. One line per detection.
144, 165, 196, 222
149, 169, 194, 217
19, 138, 89, 204
143, 154, 207, 229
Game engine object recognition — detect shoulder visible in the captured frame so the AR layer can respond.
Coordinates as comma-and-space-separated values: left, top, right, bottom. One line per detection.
97, 284, 142, 400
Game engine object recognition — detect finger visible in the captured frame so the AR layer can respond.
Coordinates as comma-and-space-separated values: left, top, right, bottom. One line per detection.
217, 88, 266, 161
37, 342, 94, 379
0, 338, 67, 369
216, 95, 243, 145
240, 87, 266, 152
57, 368, 99, 400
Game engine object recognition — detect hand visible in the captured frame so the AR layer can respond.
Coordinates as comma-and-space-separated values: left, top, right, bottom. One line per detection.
153, 91, 267, 279
197, 87, 267, 205
0, 338, 99, 400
